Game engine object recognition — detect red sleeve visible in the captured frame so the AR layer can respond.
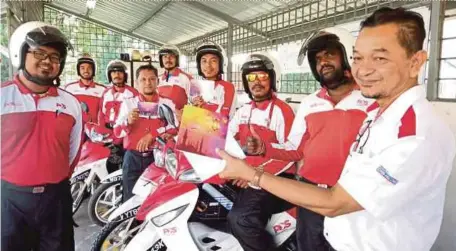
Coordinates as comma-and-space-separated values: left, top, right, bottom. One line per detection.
264, 101, 306, 162
220, 81, 235, 118
281, 102, 295, 139
264, 134, 307, 162
97, 89, 108, 126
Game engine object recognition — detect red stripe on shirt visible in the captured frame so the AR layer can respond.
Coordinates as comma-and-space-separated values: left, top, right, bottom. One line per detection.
398, 106, 417, 138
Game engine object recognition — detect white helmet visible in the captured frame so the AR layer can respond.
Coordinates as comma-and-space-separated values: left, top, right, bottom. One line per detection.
297, 27, 355, 82
195, 41, 227, 78
105, 59, 128, 85
9, 21, 73, 85
158, 44, 181, 68
241, 52, 281, 99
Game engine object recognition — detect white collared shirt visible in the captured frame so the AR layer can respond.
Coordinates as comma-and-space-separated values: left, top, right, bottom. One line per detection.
324, 85, 456, 251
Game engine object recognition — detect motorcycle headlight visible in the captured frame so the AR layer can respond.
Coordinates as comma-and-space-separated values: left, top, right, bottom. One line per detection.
178, 169, 201, 183
165, 150, 177, 178
153, 149, 165, 168
150, 204, 188, 227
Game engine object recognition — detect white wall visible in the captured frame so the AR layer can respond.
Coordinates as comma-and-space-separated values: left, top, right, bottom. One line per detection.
236, 93, 456, 250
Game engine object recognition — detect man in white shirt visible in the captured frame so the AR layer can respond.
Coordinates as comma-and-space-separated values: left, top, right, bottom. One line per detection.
216, 7, 456, 251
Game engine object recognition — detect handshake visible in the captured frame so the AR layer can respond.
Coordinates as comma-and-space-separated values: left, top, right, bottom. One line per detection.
242, 136, 266, 156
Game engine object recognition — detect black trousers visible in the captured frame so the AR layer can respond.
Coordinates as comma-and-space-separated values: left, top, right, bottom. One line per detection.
122, 150, 155, 201
296, 177, 336, 251
227, 176, 293, 251
1, 179, 74, 251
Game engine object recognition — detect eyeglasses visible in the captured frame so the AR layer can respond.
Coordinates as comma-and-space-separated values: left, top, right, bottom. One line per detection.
28, 50, 61, 64
246, 73, 269, 82
351, 119, 372, 154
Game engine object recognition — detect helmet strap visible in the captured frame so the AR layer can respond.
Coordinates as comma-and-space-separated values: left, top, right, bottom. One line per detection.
22, 69, 57, 87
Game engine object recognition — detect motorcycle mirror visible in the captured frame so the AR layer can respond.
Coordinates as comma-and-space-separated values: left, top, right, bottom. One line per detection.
158, 104, 176, 128
156, 136, 166, 146
81, 102, 89, 113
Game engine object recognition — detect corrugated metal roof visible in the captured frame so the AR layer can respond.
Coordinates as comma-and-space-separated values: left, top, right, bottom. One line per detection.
48, 1, 295, 46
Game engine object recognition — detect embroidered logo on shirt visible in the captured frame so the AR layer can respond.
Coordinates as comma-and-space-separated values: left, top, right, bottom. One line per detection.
356, 99, 369, 106
3, 102, 22, 108
56, 103, 67, 110
376, 166, 398, 185
310, 102, 325, 108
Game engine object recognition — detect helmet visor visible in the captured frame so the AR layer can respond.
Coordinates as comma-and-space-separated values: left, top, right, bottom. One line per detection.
297, 31, 318, 66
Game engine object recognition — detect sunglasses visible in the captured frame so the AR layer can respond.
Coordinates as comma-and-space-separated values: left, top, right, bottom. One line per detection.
351, 119, 373, 154
28, 50, 61, 64
246, 73, 269, 82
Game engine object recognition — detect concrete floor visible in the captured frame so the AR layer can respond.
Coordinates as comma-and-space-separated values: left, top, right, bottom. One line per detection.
74, 200, 102, 251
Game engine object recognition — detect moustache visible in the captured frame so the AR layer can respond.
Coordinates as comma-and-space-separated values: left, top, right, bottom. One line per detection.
320, 65, 335, 73
251, 84, 264, 90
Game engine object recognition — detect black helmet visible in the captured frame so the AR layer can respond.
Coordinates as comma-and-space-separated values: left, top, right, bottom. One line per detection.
9, 21, 73, 86
195, 41, 226, 78
297, 27, 355, 82
241, 52, 281, 99
77, 55, 96, 78
106, 60, 128, 84
158, 44, 180, 68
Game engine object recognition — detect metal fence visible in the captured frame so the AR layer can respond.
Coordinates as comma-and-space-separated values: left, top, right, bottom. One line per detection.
179, 0, 430, 95
2, 1, 454, 100
43, 7, 160, 85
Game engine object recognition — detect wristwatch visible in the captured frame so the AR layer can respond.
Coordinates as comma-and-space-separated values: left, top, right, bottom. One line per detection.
249, 159, 273, 189
251, 166, 264, 188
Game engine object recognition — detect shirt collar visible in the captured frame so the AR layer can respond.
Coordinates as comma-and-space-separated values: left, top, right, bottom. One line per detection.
250, 93, 276, 111
110, 86, 126, 94
367, 84, 425, 122
13, 74, 59, 97
79, 79, 96, 88
316, 84, 360, 104
161, 68, 181, 81
139, 92, 159, 102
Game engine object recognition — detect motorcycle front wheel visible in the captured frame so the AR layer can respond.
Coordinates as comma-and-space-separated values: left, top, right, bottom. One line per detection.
90, 218, 141, 251
71, 180, 87, 215
88, 181, 123, 226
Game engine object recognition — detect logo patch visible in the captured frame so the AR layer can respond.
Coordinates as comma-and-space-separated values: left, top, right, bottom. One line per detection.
376, 166, 398, 185
3, 102, 22, 108
356, 99, 369, 106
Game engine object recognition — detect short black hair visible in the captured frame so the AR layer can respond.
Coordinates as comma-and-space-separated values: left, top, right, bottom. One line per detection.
360, 7, 426, 56
135, 64, 158, 79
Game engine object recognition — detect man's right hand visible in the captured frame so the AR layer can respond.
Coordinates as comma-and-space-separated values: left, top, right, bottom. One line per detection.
128, 108, 139, 125
232, 179, 250, 189
245, 136, 265, 156
191, 96, 205, 107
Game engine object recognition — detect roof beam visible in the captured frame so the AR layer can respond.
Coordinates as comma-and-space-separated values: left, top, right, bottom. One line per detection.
183, 1, 270, 40
128, 1, 171, 33
45, 4, 164, 46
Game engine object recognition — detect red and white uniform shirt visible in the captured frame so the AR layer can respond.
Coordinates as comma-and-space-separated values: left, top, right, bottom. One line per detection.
98, 85, 139, 127
201, 79, 236, 119
325, 85, 456, 251
1, 75, 83, 186
65, 80, 106, 124
158, 68, 192, 112
228, 95, 296, 175
265, 87, 373, 186
113, 93, 177, 151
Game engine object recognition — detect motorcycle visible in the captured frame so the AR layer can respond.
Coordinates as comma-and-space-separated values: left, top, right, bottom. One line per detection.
91, 137, 297, 251
87, 103, 178, 226
70, 123, 122, 215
